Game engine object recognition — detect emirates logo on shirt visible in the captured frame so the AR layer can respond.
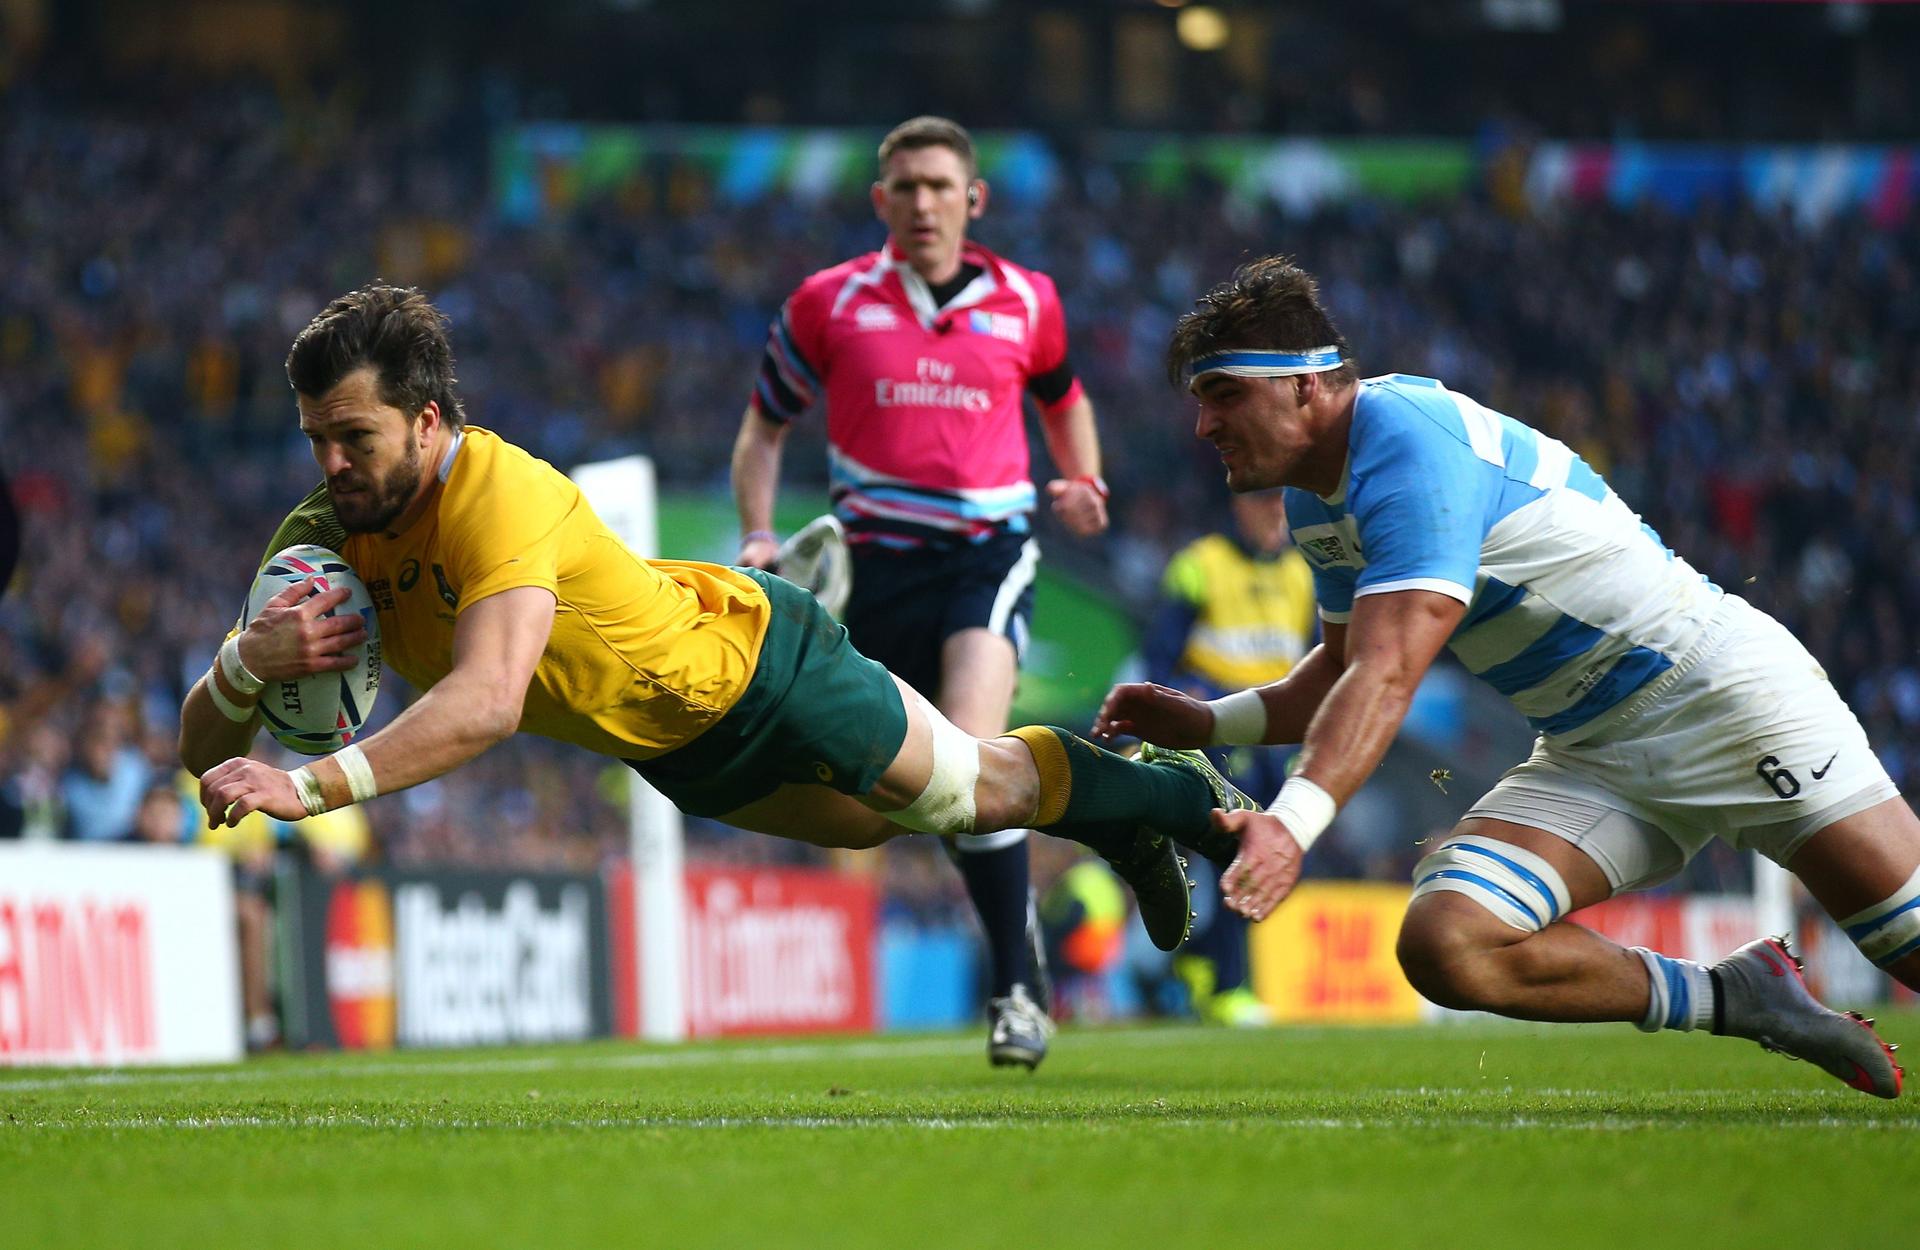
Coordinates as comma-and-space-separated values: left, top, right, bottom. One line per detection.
874, 356, 992, 413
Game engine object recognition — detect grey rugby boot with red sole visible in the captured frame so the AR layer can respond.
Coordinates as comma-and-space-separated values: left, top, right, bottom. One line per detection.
1712, 936, 1903, 1099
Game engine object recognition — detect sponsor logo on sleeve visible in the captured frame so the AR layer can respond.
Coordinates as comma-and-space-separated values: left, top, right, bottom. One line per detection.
1301, 535, 1347, 565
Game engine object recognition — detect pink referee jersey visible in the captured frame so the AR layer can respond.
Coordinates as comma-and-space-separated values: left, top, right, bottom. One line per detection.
751, 240, 1084, 549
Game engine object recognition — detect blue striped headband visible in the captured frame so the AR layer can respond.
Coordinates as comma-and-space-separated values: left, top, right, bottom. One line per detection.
1188, 347, 1344, 386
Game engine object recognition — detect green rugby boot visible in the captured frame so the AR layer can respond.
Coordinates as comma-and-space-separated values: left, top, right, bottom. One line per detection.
1138, 743, 1262, 868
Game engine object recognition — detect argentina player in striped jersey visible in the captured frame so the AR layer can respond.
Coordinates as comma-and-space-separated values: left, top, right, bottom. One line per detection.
1097, 256, 1915, 1096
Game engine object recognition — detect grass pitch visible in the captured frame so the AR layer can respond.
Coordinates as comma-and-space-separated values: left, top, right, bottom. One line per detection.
4, 1015, 1915, 1250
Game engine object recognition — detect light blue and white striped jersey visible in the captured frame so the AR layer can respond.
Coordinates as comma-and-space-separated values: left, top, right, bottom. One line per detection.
1286, 375, 1722, 742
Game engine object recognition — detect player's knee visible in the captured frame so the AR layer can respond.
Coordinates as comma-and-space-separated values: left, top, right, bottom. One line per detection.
886, 712, 982, 836
1399, 835, 1573, 1010
1396, 899, 1509, 1011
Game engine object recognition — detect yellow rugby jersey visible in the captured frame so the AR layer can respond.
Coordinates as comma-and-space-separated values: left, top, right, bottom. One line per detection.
258, 427, 770, 759
1163, 535, 1316, 690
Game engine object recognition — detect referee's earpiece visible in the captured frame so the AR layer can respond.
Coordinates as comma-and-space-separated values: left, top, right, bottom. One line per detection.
967, 186, 980, 208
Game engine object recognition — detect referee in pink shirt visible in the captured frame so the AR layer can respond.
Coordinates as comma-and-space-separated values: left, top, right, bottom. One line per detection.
732, 116, 1108, 1069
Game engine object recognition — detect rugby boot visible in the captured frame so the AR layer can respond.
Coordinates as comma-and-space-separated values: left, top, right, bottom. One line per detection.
987, 983, 1055, 1070
1138, 743, 1263, 868
1087, 822, 1194, 952
1713, 935, 1904, 1099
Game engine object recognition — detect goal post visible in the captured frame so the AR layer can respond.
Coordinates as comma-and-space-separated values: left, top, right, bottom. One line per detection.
569, 455, 687, 1042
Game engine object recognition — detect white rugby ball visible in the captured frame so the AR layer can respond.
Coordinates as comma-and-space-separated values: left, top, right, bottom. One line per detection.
244, 544, 382, 755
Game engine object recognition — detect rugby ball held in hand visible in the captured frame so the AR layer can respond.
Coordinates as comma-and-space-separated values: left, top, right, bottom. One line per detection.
245, 544, 382, 754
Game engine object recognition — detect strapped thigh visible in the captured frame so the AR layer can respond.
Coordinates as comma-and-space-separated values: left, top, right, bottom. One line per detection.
1841, 864, 1920, 968
1410, 834, 1572, 933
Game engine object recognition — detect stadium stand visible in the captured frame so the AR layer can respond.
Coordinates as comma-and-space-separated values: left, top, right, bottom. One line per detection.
2, 6, 1917, 945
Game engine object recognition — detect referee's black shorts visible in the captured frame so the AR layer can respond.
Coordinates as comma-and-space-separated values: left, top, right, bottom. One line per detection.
842, 530, 1039, 699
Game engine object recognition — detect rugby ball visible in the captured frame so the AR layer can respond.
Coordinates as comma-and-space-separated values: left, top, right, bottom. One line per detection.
775, 513, 852, 618
244, 545, 382, 755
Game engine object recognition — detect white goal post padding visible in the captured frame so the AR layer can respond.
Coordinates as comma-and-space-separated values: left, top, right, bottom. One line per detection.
570, 455, 687, 1043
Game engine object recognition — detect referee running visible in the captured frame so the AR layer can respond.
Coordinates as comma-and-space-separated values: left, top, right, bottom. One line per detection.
732, 116, 1108, 1069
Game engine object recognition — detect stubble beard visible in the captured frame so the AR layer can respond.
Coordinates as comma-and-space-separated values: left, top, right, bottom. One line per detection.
332, 440, 423, 534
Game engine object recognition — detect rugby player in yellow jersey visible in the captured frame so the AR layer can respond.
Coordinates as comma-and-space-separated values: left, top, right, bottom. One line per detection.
180, 286, 1260, 952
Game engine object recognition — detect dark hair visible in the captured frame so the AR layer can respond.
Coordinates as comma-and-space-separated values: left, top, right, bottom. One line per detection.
285, 284, 466, 430
877, 115, 977, 178
1165, 256, 1357, 388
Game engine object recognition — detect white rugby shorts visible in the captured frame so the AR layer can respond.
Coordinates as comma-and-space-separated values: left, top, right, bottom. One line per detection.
1464, 595, 1899, 893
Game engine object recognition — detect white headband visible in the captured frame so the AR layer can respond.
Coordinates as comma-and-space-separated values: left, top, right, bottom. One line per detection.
1188, 347, 1344, 387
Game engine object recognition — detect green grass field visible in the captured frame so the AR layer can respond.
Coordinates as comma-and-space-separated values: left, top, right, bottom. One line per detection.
4, 1016, 1915, 1250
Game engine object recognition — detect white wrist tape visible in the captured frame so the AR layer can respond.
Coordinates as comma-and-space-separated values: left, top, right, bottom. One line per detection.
218, 636, 265, 696
288, 766, 328, 818
206, 672, 256, 723
1206, 688, 1268, 746
333, 744, 379, 805
1265, 776, 1336, 854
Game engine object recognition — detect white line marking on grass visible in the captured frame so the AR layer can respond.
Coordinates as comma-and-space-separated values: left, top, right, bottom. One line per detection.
13, 1112, 1916, 1133
0, 1028, 1282, 1092
0, 1036, 984, 1092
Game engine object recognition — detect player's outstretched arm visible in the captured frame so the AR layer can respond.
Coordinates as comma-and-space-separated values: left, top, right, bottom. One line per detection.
1220, 592, 1462, 920
731, 406, 789, 568
198, 586, 555, 827
1094, 625, 1348, 748
180, 579, 366, 776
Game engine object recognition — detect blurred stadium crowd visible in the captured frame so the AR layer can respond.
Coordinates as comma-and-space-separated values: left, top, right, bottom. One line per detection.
2, 77, 1917, 932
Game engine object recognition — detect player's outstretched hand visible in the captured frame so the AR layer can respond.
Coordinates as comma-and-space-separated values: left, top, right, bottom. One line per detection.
1219, 809, 1305, 921
1093, 681, 1213, 746
736, 535, 781, 570
199, 757, 308, 827
1045, 477, 1108, 537
239, 577, 367, 680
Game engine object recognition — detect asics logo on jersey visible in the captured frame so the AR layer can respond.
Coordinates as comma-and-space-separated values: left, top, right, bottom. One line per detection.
398, 559, 420, 592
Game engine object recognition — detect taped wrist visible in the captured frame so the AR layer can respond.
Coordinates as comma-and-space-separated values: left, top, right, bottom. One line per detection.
218, 636, 264, 696
333, 744, 379, 805
1264, 776, 1335, 853
288, 766, 328, 818
1206, 688, 1268, 746
206, 672, 256, 723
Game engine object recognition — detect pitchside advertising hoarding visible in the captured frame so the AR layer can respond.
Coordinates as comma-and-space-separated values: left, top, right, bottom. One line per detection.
1249, 881, 1788, 1024
281, 864, 613, 1049
0, 844, 242, 1066
283, 862, 876, 1050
